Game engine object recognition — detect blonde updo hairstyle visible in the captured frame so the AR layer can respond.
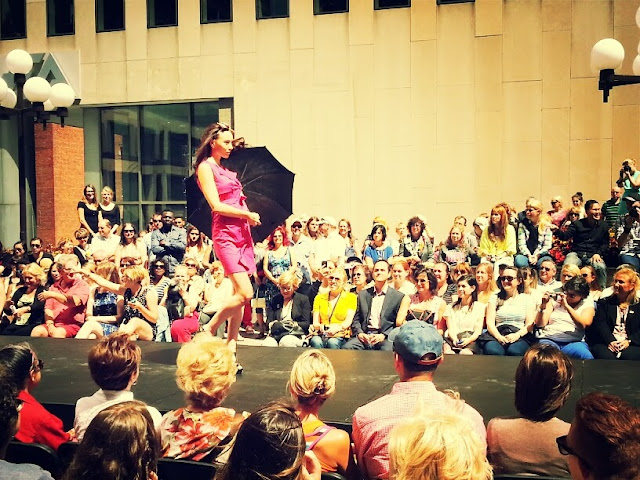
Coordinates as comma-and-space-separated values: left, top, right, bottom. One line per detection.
175, 333, 236, 411
278, 269, 301, 290
121, 265, 148, 284
288, 350, 336, 409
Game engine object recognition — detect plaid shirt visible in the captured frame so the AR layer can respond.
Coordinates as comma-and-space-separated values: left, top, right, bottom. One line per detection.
352, 381, 486, 479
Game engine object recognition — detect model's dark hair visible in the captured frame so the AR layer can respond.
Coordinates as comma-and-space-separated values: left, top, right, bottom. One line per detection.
194, 122, 246, 170
0, 376, 19, 448
515, 344, 573, 422
0, 343, 35, 390
217, 401, 305, 480
63, 401, 159, 480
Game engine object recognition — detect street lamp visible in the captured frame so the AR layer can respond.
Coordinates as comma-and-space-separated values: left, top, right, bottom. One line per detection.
0, 48, 76, 241
591, 7, 640, 103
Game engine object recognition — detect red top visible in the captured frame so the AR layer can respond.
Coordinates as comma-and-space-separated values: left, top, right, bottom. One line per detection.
15, 390, 70, 450
45, 275, 90, 326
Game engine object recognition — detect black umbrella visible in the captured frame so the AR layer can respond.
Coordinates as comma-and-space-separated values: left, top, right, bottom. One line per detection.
185, 146, 295, 243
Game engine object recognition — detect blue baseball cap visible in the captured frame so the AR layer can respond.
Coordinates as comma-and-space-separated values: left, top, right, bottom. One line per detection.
393, 321, 443, 365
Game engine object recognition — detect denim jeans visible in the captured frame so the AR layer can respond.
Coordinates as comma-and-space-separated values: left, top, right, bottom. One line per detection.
514, 254, 553, 269
619, 254, 640, 270
538, 338, 594, 360
482, 339, 530, 356
309, 335, 345, 349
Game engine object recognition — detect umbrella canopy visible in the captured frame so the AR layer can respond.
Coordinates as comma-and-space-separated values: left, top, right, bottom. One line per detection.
185, 146, 295, 243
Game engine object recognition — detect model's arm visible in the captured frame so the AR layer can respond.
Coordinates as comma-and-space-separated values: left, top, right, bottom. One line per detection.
196, 163, 260, 224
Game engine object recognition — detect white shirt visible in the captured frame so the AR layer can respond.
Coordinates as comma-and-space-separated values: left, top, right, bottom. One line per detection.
368, 284, 388, 330
537, 279, 562, 294
74, 389, 162, 441
537, 299, 592, 343
90, 234, 121, 257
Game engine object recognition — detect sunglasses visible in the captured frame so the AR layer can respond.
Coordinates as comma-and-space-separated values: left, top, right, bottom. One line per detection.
31, 244, 41, 248
153, 265, 165, 269
328, 276, 342, 281
123, 229, 135, 233
352, 273, 363, 277
31, 359, 44, 372
540, 266, 553, 271
185, 263, 197, 268
556, 435, 591, 468
291, 224, 302, 229
499, 275, 516, 282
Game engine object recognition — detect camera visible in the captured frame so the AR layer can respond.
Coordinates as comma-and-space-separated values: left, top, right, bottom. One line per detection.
549, 292, 562, 301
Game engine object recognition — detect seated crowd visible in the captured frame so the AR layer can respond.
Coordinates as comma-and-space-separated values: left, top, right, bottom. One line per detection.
0, 327, 639, 480
2, 183, 640, 362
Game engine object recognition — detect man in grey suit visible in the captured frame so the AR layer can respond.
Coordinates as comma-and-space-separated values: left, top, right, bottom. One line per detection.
343, 259, 406, 351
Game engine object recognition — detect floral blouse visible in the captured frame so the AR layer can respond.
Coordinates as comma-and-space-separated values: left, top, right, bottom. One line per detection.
160, 407, 238, 461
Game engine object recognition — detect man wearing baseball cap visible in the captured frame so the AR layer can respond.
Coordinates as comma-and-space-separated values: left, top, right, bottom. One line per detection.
351, 321, 486, 480
617, 192, 640, 270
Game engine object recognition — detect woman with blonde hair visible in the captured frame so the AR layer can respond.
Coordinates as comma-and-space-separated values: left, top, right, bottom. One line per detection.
289, 350, 357, 479
75, 262, 124, 339
78, 264, 158, 341
160, 334, 244, 460
98, 186, 121, 234
475, 263, 498, 304
1, 263, 47, 336
588, 267, 640, 359
309, 267, 356, 349
560, 263, 581, 285
515, 198, 553, 269
390, 412, 492, 480
548, 196, 567, 227
389, 258, 416, 296
64, 401, 159, 480
263, 270, 311, 347
479, 204, 516, 267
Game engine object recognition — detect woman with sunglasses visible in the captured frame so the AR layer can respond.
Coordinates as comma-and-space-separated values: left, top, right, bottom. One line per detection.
115, 222, 147, 269
77, 184, 99, 238
309, 268, 356, 349
348, 264, 370, 294
535, 276, 594, 359
194, 123, 260, 370
185, 225, 212, 271
547, 196, 567, 227
580, 265, 602, 301
481, 266, 536, 356
401, 266, 446, 334
0, 343, 71, 449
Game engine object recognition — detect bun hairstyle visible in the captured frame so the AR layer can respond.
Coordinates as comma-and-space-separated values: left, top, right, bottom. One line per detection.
289, 350, 336, 408
0, 343, 36, 390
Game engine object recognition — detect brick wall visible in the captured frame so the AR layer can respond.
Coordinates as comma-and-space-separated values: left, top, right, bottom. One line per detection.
34, 123, 85, 247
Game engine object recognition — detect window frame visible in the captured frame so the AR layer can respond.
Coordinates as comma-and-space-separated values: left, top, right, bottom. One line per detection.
200, 0, 233, 24
313, 0, 348, 15
0, 0, 27, 40
95, 0, 125, 33
255, 0, 289, 20
373, 0, 410, 10
46, 0, 75, 37
147, 0, 178, 29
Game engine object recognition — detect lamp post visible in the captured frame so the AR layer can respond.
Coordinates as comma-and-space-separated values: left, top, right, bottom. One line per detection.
0, 48, 76, 242
591, 7, 640, 103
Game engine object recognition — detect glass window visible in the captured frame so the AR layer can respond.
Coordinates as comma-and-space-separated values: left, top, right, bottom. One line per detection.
101, 107, 140, 202
256, 0, 288, 19
147, 0, 177, 27
314, 0, 348, 14
374, 0, 410, 9
201, 0, 232, 23
47, 0, 74, 36
0, 0, 26, 40
96, 0, 124, 32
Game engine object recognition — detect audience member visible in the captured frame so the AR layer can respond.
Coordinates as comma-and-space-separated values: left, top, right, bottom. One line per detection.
352, 321, 486, 480
480, 266, 535, 356
0, 343, 70, 449
438, 225, 473, 267
90, 220, 120, 262
161, 334, 243, 460
571, 192, 586, 218
263, 226, 297, 337
559, 392, 640, 480
97, 186, 121, 234
173, 216, 186, 229
150, 210, 187, 275
444, 276, 485, 355
548, 196, 567, 227
290, 218, 313, 284
363, 224, 394, 271
475, 262, 498, 304
454, 215, 480, 265
400, 216, 433, 265
537, 259, 561, 293
560, 263, 581, 285
515, 198, 553, 268
1, 263, 46, 336
28, 238, 53, 266
216, 400, 321, 480
344, 260, 405, 351
115, 222, 147, 268
149, 259, 171, 341
389, 258, 416, 296
31, 254, 89, 338
348, 263, 370, 294
168, 265, 201, 343
289, 350, 357, 479
64, 401, 159, 480
77, 184, 99, 238
588, 266, 640, 359
74, 333, 162, 441
616, 192, 640, 270
264, 270, 311, 347
390, 413, 492, 480
487, 344, 572, 477
184, 225, 212, 271
580, 265, 602, 301
310, 268, 356, 349
75, 262, 123, 339
0, 377, 54, 480
479, 204, 516, 267
536, 276, 594, 359
602, 185, 622, 230
617, 158, 640, 215
310, 217, 345, 276
402, 266, 446, 333
338, 218, 357, 258
433, 261, 457, 304
73, 228, 91, 265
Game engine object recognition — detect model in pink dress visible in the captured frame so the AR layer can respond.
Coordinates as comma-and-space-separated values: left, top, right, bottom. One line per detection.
194, 123, 261, 372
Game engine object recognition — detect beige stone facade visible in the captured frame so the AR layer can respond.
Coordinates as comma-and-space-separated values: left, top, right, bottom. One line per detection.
2, 0, 639, 240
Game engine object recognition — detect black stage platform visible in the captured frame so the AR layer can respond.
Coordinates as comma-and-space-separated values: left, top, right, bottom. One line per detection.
1, 337, 639, 431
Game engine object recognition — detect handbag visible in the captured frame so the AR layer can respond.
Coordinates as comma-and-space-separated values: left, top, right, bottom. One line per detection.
310, 292, 352, 339
477, 324, 536, 348
270, 319, 305, 342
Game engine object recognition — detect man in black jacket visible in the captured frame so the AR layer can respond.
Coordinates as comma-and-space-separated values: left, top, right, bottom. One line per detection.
555, 199, 609, 288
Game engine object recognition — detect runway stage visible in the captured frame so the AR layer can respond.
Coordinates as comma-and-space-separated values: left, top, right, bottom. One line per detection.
1, 336, 639, 431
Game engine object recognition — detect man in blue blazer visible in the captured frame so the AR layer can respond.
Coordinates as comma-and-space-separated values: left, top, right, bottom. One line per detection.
343, 259, 406, 351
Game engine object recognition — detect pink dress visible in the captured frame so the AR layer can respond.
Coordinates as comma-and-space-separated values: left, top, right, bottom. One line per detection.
200, 160, 256, 275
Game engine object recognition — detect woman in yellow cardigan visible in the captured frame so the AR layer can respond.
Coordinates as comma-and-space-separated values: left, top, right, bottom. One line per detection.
479, 204, 517, 269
